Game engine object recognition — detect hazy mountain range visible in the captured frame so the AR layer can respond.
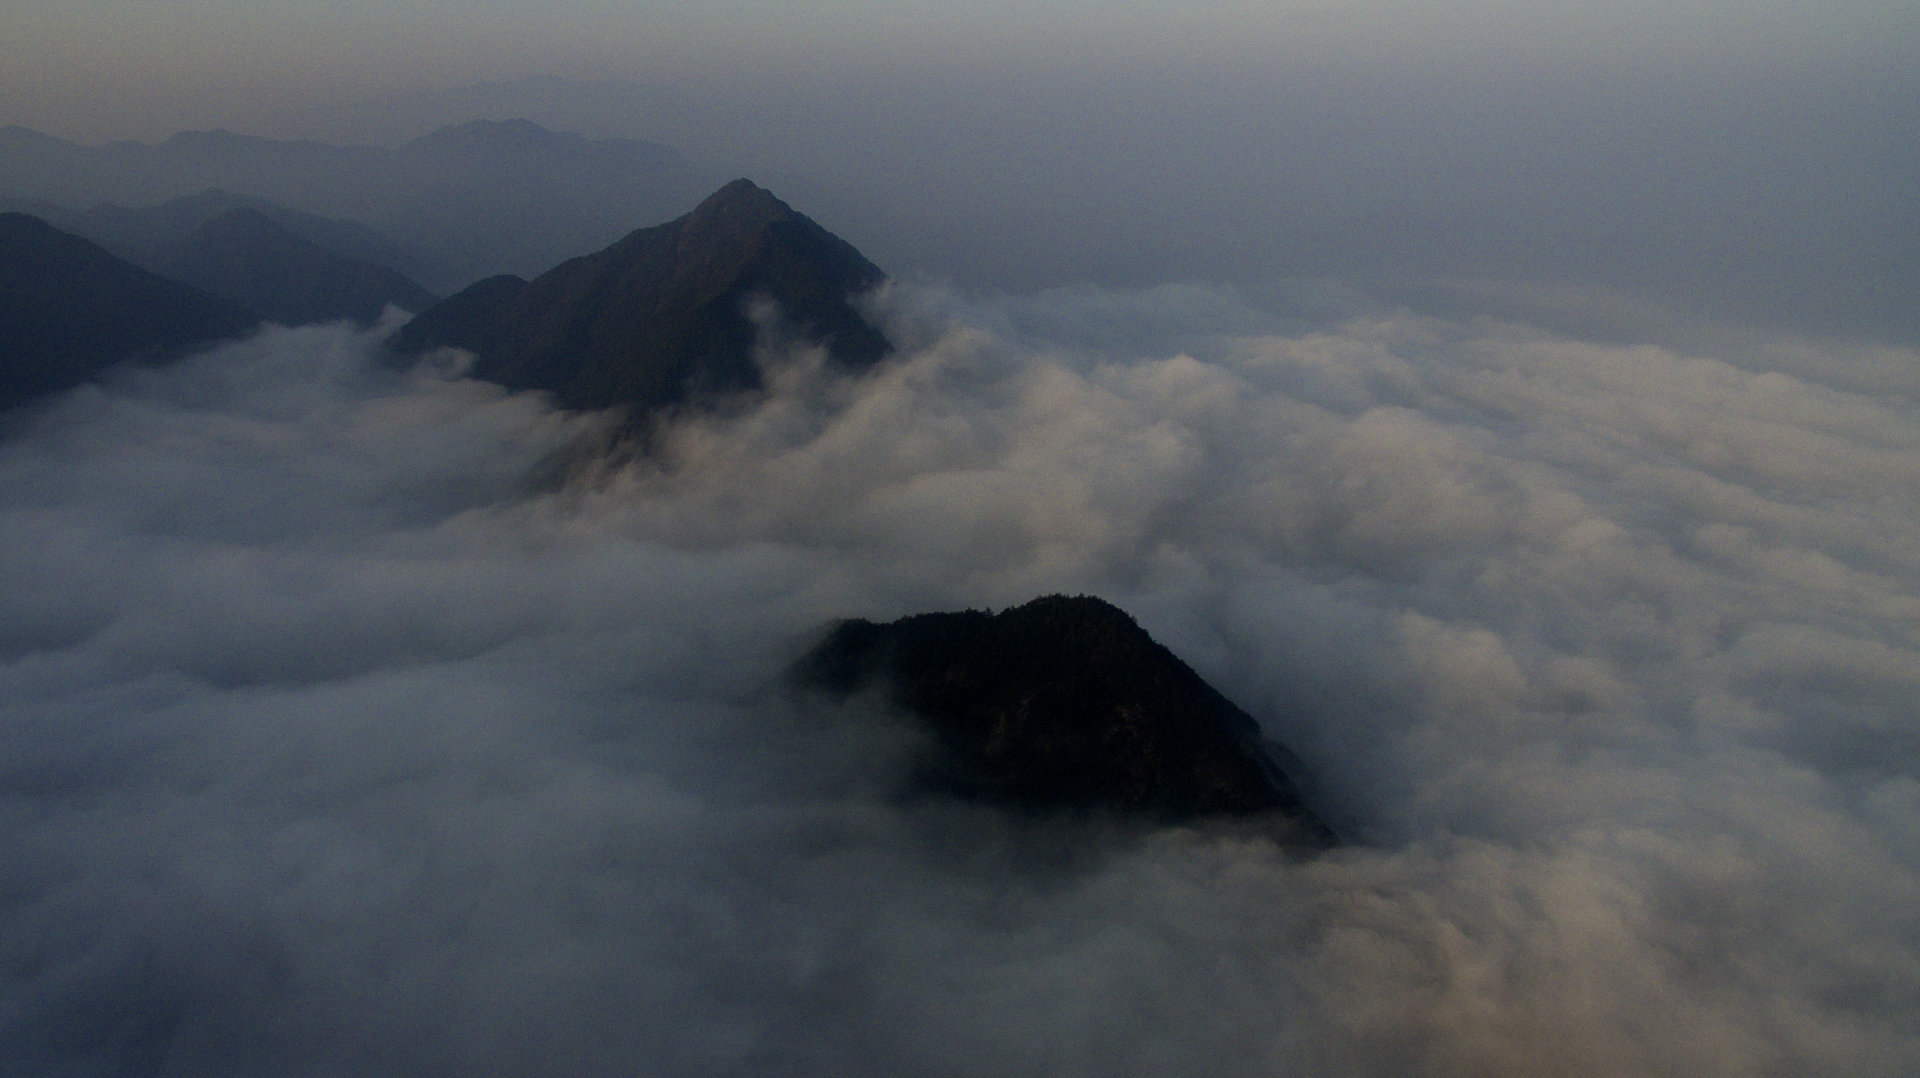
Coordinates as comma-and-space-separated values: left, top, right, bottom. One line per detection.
23, 187, 437, 286
0, 118, 716, 291
0, 212, 258, 410
1, 196, 443, 406
4, 177, 896, 426
140, 207, 439, 328
0, 178, 1324, 841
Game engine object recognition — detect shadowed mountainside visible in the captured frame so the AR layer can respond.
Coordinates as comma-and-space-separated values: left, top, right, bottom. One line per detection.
2, 190, 444, 325
144, 207, 440, 326
41, 189, 425, 277
0, 212, 259, 410
389, 179, 890, 418
795, 594, 1332, 841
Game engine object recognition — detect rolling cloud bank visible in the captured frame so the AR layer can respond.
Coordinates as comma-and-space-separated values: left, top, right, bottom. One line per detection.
2, 283, 1917, 1075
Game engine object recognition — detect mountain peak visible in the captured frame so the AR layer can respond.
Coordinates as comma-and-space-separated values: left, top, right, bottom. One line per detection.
794, 594, 1332, 838
696, 178, 784, 214
391, 180, 890, 419
675, 180, 795, 253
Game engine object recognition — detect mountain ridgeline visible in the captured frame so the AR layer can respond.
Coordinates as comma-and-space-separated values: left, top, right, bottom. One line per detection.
0, 119, 705, 290
142, 206, 440, 327
0, 212, 259, 410
0, 186, 444, 330
390, 179, 891, 418
8, 187, 438, 285
795, 595, 1333, 844
0, 177, 883, 417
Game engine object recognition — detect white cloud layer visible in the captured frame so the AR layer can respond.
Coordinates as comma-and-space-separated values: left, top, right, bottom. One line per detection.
2, 287, 1917, 1075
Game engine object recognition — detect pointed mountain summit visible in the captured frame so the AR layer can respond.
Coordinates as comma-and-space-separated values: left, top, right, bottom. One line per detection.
390, 179, 891, 417
795, 595, 1332, 842
0, 213, 259, 410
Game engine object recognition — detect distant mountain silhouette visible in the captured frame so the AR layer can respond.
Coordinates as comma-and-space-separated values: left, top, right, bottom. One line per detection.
327, 75, 681, 147
4, 192, 440, 326
390, 179, 890, 416
143, 207, 440, 326
0, 126, 76, 154
155, 129, 333, 156
795, 595, 1332, 839
404, 118, 677, 170
0, 213, 258, 410
0, 194, 69, 222
68, 189, 431, 283
0, 120, 711, 291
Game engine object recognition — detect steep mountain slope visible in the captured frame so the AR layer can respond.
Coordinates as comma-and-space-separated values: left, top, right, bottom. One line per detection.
390, 179, 890, 416
0, 213, 259, 410
795, 594, 1332, 840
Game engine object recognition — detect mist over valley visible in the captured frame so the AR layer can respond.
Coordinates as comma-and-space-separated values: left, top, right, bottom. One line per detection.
3, 7, 1919, 1073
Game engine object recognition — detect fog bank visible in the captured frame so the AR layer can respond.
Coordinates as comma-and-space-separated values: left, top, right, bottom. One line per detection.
2, 287, 1917, 1074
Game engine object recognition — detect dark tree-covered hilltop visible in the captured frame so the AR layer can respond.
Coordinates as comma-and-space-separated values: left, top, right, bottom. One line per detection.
796, 594, 1332, 842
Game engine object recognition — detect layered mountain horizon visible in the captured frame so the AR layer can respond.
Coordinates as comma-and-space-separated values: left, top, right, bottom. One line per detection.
0, 212, 260, 410
37, 187, 437, 283
0, 179, 888, 419
141, 207, 440, 327
0, 118, 713, 290
1, 189, 443, 327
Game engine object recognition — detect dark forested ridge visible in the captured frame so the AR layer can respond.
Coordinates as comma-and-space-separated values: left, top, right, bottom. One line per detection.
0, 212, 259, 410
390, 179, 891, 419
796, 594, 1332, 841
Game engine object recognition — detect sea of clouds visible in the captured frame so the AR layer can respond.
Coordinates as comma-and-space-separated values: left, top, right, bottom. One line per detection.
2, 283, 1916, 1076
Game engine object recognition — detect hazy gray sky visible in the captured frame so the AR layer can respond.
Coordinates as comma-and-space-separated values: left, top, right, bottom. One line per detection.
4, 2, 1912, 141
4, 2, 1916, 341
